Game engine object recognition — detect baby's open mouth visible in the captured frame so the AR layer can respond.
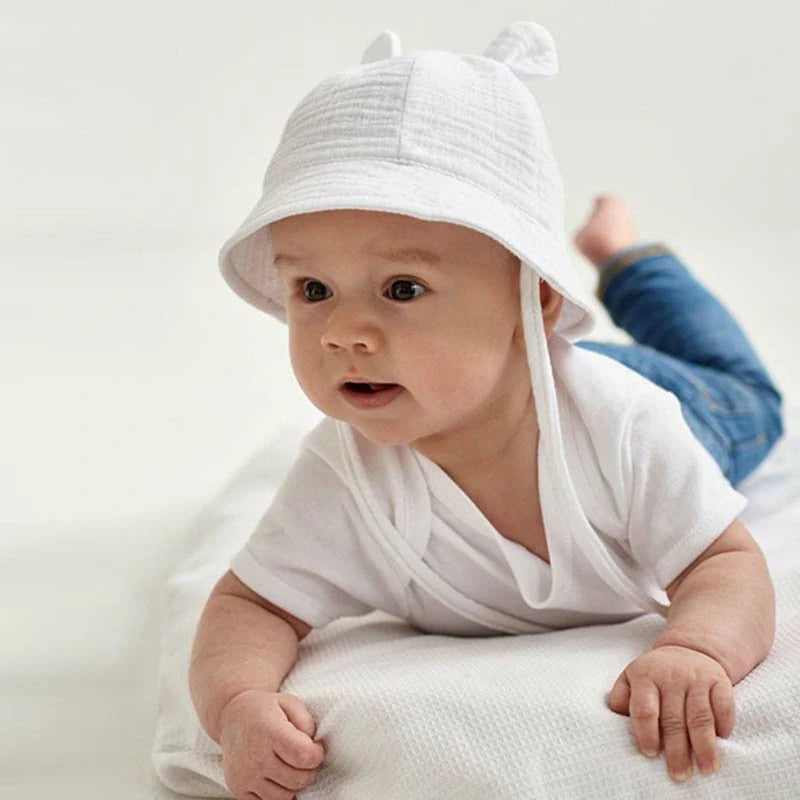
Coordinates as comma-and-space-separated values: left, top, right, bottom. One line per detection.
344, 382, 399, 394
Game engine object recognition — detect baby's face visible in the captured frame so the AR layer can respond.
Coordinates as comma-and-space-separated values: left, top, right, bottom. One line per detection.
270, 209, 532, 448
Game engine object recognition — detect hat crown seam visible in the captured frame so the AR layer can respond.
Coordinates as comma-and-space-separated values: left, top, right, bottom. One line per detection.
395, 55, 419, 161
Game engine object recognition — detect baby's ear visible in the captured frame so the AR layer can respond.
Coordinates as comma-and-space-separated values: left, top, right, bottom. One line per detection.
483, 21, 558, 81
541, 284, 564, 339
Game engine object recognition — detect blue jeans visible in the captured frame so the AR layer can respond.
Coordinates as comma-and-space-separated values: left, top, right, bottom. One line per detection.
575, 244, 785, 488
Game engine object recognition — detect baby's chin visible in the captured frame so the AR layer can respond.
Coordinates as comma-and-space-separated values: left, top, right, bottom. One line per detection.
315, 406, 421, 447
340, 418, 418, 447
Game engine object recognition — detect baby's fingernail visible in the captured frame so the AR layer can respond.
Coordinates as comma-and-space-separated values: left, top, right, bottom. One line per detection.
670, 767, 692, 782
643, 749, 658, 757
701, 759, 720, 775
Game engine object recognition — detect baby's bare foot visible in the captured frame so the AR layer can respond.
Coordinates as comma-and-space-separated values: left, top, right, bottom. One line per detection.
574, 194, 640, 269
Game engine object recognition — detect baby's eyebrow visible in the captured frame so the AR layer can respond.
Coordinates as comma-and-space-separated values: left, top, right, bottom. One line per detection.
273, 245, 443, 269
273, 254, 301, 270
370, 245, 443, 267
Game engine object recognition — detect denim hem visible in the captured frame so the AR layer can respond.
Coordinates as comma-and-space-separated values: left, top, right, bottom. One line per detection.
595, 243, 674, 303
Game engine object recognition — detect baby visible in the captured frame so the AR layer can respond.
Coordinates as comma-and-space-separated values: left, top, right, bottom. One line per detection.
188, 22, 783, 798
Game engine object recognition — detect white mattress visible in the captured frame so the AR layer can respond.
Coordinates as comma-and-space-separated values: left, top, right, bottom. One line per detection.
150, 405, 800, 799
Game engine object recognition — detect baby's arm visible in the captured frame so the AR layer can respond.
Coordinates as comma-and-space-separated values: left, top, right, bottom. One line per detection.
650, 516, 775, 684
607, 517, 775, 781
190, 570, 325, 798
189, 569, 311, 741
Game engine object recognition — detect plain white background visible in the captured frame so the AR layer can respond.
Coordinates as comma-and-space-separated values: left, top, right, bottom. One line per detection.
3, 1, 799, 533
1, 2, 798, 794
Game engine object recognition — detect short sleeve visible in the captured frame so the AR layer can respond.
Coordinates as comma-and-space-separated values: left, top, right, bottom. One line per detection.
230, 446, 389, 628
622, 386, 748, 591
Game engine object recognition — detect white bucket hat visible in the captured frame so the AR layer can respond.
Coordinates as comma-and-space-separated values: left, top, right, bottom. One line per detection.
219, 21, 596, 340
218, 23, 663, 616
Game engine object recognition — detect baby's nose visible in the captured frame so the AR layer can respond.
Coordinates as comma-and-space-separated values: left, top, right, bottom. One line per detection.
320, 305, 382, 353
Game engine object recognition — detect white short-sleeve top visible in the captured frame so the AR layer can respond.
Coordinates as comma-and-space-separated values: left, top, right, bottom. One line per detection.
231, 343, 747, 636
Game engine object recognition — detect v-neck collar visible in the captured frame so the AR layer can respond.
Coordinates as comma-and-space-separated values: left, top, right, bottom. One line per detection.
410, 444, 556, 607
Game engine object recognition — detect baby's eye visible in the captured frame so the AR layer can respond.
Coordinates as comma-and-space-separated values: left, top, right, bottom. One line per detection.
301, 279, 332, 302
387, 279, 426, 302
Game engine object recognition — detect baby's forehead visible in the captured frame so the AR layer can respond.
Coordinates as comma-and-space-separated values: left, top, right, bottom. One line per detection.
269, 210, 515, 266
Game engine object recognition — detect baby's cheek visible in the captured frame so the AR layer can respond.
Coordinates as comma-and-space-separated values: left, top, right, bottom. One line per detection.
289, 344, 329, 405
421, 354, 500, 411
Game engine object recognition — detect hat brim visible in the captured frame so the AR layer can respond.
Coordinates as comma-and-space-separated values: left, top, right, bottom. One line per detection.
218, 158, 595, 340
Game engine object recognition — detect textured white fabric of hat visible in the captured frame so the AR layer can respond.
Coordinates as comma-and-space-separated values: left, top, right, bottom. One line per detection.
217, 23, 664, 615
219, 20, 596, 341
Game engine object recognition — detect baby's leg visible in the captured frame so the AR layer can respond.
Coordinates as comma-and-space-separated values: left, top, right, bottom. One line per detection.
574, 195, 781, 397
573, 195, 784, 486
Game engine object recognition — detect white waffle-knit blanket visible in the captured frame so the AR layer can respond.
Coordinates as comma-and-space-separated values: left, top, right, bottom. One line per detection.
152, 410, 800, 799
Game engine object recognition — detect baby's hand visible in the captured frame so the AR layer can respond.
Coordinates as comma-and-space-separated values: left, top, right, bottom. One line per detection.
218, 689, 326, 800
606, 644, 735, 782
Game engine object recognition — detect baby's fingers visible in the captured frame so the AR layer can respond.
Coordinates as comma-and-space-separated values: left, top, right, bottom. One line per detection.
685, 684, 720, 776
276, 694, 326, 769
661, 688, 693, 782
710, 680, 736, 739
272, 724, 325, 772
627, 677, 661, 759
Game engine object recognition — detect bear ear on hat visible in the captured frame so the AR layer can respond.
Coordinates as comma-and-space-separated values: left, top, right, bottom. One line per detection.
362, 30, 403, 63
483, 21, 558, 80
